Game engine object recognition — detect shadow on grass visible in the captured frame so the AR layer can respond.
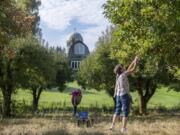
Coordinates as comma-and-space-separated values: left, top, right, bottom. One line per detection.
43, 129, 106, 135
78, 131, 105, 135
0, 118, 30, 125
83, 90, 100, 95
43, 130, 107, 135
63, 86, 99, 95
46, 86, 99, 95
128, 114, 180, 124
43, 129, 70, 135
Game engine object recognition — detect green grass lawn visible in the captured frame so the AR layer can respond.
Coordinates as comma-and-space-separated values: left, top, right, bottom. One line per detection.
1, 82, 180, 109
12, 82, 114, 109
131, 86, 180, 108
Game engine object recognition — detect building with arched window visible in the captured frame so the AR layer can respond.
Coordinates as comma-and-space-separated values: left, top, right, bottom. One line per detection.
67, 32, 90, 70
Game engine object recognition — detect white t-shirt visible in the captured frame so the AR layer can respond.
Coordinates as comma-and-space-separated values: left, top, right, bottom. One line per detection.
115, 71, 130, 96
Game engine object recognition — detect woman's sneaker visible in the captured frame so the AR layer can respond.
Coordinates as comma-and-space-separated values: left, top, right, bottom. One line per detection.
109, 124, 115, 130
121, 128, 127, 133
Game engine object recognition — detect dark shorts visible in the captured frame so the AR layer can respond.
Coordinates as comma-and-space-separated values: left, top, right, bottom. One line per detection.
115, 94, 130, 117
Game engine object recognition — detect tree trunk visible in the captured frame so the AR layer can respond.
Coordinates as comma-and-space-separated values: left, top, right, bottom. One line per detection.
1, 60, 14, 117
137, 76, 145, 115
32, 87, 43, 113
2, 90, 12, 117
139, 96, 147, 115
33, 96, 38, 113
136, 76, 157, 115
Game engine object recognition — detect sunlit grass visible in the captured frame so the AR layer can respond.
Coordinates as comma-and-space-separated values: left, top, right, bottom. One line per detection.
0, 114, 179, 135
1, 81, 180, 109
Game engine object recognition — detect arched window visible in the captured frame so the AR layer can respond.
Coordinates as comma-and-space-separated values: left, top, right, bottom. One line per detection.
74, 43, 85, 55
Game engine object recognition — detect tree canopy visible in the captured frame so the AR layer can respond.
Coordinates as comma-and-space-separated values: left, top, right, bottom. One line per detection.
103, 0, 180, 114
103, 0, 180, 67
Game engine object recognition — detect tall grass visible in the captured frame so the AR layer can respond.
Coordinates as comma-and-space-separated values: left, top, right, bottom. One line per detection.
0, 113, 179, 135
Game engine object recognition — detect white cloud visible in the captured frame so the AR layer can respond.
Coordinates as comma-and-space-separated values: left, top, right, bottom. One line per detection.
39, 0, 110, 51
82, 25, 107, 51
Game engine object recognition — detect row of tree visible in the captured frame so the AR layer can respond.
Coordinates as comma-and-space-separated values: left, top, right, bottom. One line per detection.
77, 0, 180, 115
0, 0, 71, 117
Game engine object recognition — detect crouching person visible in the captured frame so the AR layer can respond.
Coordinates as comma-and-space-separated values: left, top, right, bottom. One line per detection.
71, 89, 82, 116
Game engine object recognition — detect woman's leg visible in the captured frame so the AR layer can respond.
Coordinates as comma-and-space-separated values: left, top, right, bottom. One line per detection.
110, 114, 118, 129
110, 96, 117, 128
73, 105, 77, 116
122, 117, 128, 129
110, 96, 121, 129
121, 94, 130, 132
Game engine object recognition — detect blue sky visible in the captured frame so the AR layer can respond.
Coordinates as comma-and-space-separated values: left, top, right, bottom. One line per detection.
39, 0, 110, 51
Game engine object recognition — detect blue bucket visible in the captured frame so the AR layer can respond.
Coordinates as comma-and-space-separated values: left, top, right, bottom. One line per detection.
78, 111, 88, 119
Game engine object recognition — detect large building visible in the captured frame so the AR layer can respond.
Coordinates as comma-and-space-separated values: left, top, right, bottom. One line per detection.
67, 32, 90, 70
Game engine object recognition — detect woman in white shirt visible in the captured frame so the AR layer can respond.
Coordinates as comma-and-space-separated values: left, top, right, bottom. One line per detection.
110, 56, 139, 133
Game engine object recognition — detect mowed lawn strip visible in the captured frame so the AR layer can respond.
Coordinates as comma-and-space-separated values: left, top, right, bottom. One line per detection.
1, 82, 179, 109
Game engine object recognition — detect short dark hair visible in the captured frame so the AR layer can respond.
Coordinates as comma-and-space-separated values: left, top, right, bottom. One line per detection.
114, 64, 123, 75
